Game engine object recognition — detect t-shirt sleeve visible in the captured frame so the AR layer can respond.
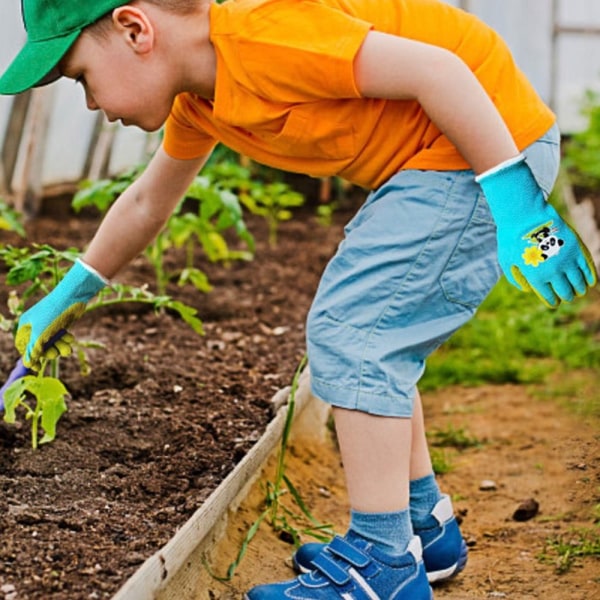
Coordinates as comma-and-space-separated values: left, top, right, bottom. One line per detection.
163, 94, 217, 160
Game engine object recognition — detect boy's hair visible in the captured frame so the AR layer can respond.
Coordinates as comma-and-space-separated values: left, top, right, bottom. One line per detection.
88, 0, 201, 38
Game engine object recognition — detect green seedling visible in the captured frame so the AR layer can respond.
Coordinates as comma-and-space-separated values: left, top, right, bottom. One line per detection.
72, 165, 143, 213
73, 163, 255, 296
240, 182, 305, 247
3, 366, 68, 449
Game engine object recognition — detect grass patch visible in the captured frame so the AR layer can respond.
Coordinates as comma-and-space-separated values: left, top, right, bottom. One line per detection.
539, 528, 600, 574
431, 448, 453, 475
421, 279, 599, 397
428, 425, 482, 450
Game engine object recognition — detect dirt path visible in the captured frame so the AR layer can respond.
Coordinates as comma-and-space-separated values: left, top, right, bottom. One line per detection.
198, 382, 600, 599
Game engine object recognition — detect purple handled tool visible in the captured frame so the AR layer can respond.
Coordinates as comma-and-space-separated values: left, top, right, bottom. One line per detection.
0, 330, 67, 411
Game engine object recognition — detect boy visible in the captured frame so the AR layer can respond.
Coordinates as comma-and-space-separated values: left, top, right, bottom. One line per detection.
1, 1, 596, 598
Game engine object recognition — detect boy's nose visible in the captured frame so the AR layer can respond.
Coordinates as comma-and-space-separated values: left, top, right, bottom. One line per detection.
85, 91, 99, 111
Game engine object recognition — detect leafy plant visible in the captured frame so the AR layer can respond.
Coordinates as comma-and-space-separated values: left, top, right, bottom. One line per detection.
240, 182, 305, 247
0, 198, 26, 238
72, 165, 144, 213
206, 356, 335, 581
73, 163, 255, 296
3, 369, 68, 449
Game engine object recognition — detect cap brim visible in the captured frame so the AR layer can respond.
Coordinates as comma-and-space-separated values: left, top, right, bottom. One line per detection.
0, 29, 81, 95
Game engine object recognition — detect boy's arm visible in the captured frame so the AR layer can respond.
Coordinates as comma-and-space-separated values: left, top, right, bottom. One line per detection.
15, 146, 209, 369
353, 31, 519, 174
83, 146, 209, 278
354, 31, 596, 306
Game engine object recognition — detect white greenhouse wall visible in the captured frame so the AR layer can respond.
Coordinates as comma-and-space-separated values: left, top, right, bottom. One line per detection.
1, 0, 600, 204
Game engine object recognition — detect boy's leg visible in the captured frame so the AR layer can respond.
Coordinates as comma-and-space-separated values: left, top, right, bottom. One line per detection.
334, 406, 411, 513
332, 407, 414, 557
410, 389, 434, 481
409, 389, 469, 582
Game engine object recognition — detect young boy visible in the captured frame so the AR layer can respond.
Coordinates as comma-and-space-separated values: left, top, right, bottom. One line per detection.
1, 1, 597, 598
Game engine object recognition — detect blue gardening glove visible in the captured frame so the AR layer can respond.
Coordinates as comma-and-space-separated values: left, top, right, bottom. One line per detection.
15, 259, 108, 370
477, 155, 597, 308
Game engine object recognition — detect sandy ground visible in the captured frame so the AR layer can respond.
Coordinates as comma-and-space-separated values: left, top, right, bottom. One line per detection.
196, 381, 600, 600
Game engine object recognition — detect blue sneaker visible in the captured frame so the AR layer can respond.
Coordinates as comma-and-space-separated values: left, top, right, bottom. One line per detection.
245, 535, 433, 599
293, 495, 467, 585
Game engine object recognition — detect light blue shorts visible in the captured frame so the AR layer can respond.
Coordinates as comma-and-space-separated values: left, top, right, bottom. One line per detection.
306, 124, 560, 417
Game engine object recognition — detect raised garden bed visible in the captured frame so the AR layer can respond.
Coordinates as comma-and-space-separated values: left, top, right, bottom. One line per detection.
0, 199, 357, 600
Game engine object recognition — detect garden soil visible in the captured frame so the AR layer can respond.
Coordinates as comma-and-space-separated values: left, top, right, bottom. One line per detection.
1, 196, 599, 600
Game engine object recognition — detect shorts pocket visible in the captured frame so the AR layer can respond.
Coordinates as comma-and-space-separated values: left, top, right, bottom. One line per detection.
440, 193, 501, 309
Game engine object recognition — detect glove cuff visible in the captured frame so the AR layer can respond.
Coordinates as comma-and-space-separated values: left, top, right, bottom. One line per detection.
476, 154, 543, 224
61, 259, 108, 302
475, 154, 524, 183
76, 258, 110, 286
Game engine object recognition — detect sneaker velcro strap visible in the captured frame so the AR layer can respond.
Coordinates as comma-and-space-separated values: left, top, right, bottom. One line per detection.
327, 536, 371, 568
309, 536, 373, 586
310, 551, 351, 585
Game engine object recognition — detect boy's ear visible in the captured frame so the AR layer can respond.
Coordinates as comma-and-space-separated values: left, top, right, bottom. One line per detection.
111, 6, 155, 53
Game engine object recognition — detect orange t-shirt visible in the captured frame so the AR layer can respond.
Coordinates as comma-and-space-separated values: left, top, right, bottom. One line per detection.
163, 0, 555, 189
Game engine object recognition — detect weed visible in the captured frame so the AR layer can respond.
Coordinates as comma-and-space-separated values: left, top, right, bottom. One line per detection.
429, 425, 482, 450
539, 528, 600, 574
205, 355, 335, 581
431, 448, 453, 475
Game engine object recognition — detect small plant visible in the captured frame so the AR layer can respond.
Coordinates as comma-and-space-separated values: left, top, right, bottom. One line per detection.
3, 367, 68, 449
206, 356, 335, 581
72, 165, 144, 213
240, 182, 305, 247
73, 163, 255, 296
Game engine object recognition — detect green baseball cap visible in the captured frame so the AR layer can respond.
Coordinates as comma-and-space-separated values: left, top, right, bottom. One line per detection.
0, 0, 125, 95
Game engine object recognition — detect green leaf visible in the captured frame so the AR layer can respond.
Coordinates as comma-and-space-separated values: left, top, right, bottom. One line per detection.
178, 268, 213, 293
162, 300, 205, 335
3, 379, 27, 424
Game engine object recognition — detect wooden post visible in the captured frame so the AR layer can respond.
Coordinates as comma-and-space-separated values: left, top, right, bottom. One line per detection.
1, 92, 32, 200
83, 112, 120, 181
10, 86, 56, 217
